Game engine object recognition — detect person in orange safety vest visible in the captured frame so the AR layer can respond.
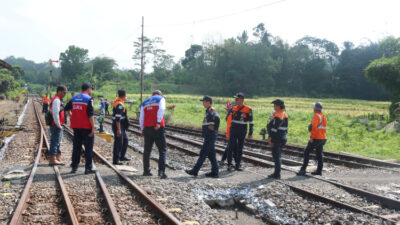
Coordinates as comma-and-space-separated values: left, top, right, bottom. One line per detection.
42, 94, 50, 113
297, 102, 327, 176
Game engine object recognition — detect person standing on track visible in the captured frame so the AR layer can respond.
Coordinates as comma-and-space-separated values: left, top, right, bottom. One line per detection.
297, 102, 327, 176
267, 99, 288, 179
112, 89, 130, 165
64, 82, 96, 175
186, 96, 220, 178
219, 99, 237, 167
42, 94, 50, 113
48, 85, 68, 165
226, 92, 253, 171
105, 99, 110, 115
139, 90, 168, 179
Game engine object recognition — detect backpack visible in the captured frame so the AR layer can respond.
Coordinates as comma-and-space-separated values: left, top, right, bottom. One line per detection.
45, 111, 52, 125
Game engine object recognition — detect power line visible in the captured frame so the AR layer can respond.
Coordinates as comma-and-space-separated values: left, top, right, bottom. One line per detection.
147, 0, 288, 28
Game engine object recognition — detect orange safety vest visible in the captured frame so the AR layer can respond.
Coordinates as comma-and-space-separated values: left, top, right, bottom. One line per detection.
43, 96, 50, 104
310, 112, 327, 139
112, 97, 126, 112
226, 113, 232, 139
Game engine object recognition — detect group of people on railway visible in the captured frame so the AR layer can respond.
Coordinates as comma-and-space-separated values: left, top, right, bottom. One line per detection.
43, 82, 327, 179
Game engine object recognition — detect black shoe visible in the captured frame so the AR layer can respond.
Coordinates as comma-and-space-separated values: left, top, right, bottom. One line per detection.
227, 165, 234, 171
159, 173, 168, 179
71, 167, 78, 173
113, 162, 123, 165
311, 171, 322, 176
296, 170, 306, 176
205, 172, 219, 178
235, 165, 243, 171
267, 173, 281, 179
143, 171, 153, 176
185, 169, 198, 177
120, 156, 131, 161
218, 161, 225, 167
84, 168, 95, 175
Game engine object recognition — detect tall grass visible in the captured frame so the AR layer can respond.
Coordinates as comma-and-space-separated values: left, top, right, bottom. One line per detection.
93, 92, 399, 160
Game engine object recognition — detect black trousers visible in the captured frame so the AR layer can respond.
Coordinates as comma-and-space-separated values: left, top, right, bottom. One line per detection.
271, 142, 283, 175
192, 130, 219, 174
112, 123, 128, 163
301, 139, 327, 172
71, 128, 94, 169
227, 127, 246, 167
143, 127, 167, 174
42, 103, 49, 113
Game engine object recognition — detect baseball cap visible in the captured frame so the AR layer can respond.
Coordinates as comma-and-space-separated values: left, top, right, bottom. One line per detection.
200, 95, 212, 102
152, 90, 162, 95
271, 99, 285, 108
313, 102, 323, 111
81, 82, 92, 91
233, 92, 245, 98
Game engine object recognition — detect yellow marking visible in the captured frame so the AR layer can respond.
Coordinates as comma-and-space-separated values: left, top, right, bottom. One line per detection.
1, 193, 14, 196
167, 208, 182, 212
156, 197, 167, 201
183, 221, 200, 225
95, 133, 112, 143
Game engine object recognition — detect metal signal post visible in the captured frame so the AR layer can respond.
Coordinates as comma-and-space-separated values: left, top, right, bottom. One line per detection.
140, 16, 144, 106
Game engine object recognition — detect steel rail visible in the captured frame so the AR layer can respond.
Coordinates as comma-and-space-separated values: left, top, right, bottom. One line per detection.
62, 126, 183, 225
9, 99, 79, 225
120, 122, 400, 212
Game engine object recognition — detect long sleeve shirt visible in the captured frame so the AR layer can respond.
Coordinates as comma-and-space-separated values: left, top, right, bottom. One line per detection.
139, 97, 166, 131
52, 98, 61, 128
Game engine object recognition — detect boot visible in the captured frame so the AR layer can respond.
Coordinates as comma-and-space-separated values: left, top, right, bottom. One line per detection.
56, 153, 64, 164
48, 155, 63, 165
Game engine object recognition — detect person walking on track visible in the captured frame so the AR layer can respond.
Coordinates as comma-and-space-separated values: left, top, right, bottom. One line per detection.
139, 90, 168, 179
297, 102, 327, 176
186, 96, 220, 178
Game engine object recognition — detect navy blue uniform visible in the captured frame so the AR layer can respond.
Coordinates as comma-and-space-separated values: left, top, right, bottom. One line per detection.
192, 106, 220, 175
267, 110, 288, 176
64, 93, 95, 170
112, 102, 129, 164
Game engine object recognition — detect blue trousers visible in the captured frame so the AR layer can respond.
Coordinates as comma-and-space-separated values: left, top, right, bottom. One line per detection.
301, 139, 326, 172
71, 128, 94, 169
49, 125, 63, 155
112, 123, 128, 163
192, 130, 219, 174
227, 127, 246, 167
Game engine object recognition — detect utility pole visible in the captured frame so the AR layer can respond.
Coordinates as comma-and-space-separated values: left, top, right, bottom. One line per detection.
48, 59, 59, 98
140, 16, 144, 106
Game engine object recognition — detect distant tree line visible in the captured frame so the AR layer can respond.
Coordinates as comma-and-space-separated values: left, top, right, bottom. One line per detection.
4, 23, 400, 107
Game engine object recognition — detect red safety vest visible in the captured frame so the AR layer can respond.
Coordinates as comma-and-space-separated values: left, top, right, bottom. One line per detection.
142, 95, 165, 128
70, 92, 92, 129
50, 95, 65, 126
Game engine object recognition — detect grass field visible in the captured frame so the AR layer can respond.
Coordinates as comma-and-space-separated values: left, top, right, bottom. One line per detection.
91, 92, 400, 160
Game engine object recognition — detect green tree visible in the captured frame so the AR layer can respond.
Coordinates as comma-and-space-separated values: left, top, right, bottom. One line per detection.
0, 69, 19, 97
365, 56, 400, 118
59, 45, 89, 87
11, 65, 24, 80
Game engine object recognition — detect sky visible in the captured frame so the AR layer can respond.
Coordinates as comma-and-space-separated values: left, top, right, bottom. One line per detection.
1, 0, 399, 69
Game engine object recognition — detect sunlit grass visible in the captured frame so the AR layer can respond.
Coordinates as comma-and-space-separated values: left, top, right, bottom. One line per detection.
93, 92, 399, 160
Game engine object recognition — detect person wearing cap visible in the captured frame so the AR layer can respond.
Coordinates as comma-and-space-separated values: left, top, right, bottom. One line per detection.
112, 89, 130, 165
297, 102, 327, 176
226, 92, 253, 171
42, 94, 50, 113
186, 96, 220, 178
64, 82, 96, 174
267, 99, 289, 179
140, 90, 168, 179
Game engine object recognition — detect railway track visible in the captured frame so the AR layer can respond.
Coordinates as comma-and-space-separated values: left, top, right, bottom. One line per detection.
99, 116, 400, 224
100, 114, 400, 173
11, 97, 183, 225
